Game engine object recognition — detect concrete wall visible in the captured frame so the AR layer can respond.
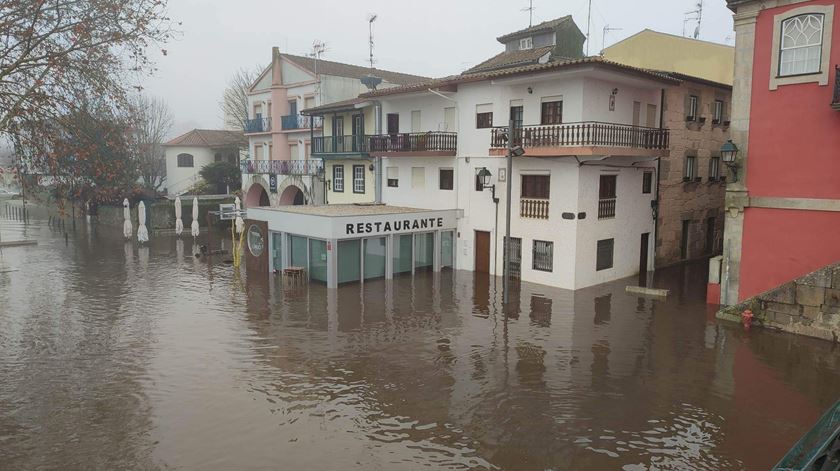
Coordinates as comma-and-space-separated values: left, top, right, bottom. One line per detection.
326, 160, 375, 204
96, 199, 232, 230
380, 156, 457, 209
718, 261, 840, 343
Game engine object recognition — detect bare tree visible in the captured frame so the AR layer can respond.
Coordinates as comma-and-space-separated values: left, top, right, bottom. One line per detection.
0, 0, 176, 136
221, 67, 263, 131
128, 94, 173, 192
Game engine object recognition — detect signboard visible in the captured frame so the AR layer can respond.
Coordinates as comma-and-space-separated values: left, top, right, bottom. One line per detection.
247, 224, 265, 257
219, 203, 236, 220
269, 174, 277, 193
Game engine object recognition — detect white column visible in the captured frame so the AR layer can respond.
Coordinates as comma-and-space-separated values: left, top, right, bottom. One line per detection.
327, 238, 338, 288
433, 230, 442, 272
385, 234, 394, 280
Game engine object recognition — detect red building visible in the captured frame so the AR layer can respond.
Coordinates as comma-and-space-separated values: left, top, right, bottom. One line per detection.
717, 0, 840, 304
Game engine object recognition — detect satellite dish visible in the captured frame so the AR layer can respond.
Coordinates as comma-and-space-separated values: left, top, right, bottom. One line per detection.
361, 75, 383, 90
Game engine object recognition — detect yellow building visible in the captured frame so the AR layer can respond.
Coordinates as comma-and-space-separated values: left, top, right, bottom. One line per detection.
602, 29, 734, 86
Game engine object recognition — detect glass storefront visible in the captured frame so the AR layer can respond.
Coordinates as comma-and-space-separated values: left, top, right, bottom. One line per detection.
441, 231, 454, 269
364, 237, 386, 280
414, 232, 434, 271
290, 235, 308, 269
272, 232, 282, 271
338, 239, 361, 284
309, 239, 328, 282
393, 234, 413, 275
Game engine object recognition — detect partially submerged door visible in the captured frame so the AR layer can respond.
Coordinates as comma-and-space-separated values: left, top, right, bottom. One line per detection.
474, 230, 491, 274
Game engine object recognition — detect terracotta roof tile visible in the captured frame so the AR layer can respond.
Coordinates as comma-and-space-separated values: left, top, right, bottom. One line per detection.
496, 16, 575, 43
464, 46, 553, 74
164, 129, 247, 148
283, 54, 429, 86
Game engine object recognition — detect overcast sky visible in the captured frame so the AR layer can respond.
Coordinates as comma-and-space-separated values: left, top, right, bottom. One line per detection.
141, 0, 735, 137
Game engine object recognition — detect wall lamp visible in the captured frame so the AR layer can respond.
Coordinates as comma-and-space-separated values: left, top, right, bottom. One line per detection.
477, 167, 499, 203
720, 139, 740, 182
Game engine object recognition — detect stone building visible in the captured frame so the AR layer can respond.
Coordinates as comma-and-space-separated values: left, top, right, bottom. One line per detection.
656, 75, 732, 266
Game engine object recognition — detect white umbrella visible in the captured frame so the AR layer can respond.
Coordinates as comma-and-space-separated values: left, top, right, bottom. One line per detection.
191, 197, 200, 237
174, 196, 183, 236
122, 198, 132, 239
137, 201, 149, 243
234, 196, 244, 234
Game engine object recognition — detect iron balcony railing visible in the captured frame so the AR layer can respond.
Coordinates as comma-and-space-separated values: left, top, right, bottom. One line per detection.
368, 132, 457, 153
312, 135, 369, 154
520, 198, 549, 219
773, 399, 840, 470
280, 114, 324, 130
832, 65, 840, 110
598, 197, 616, 219
240, 159, 324, 176
490, 122, 670, 150
244, 117, 271, 133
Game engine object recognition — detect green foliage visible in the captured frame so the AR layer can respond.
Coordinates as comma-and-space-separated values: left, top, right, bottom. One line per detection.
199, 161, 241, 191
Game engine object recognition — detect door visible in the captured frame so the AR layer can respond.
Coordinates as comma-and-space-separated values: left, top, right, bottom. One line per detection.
352, 114, 364, 152
646, 104, 657, 127
506, 236, 522, 278
289, 100, 298, 117
639, 233, 650, 274
474, 231, 491, 274
333, 116, 344, 152
509, 106, 524, 145
387, 113, 399, 135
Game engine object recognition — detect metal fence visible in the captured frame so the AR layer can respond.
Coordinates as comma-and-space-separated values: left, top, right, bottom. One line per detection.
491, 122, 669, 150
240, 159, 324, 176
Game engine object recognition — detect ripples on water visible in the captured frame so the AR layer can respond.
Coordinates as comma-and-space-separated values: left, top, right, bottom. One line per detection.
1, 206, 839, 470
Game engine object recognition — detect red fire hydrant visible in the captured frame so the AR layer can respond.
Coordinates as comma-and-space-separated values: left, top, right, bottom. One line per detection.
741, 309, 754, 330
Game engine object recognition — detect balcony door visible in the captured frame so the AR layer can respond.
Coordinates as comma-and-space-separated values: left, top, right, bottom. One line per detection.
510, 104, 523, 145
387, 113, 399, 135
333, 116, 344, 153
352, 114, 364, 152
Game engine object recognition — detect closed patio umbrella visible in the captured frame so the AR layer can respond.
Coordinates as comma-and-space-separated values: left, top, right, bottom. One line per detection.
191, 197, 200, 237
122, 198, 132, 239
174, 196, 183, 236
234, 196, 244, 235
137, 201, 149, 243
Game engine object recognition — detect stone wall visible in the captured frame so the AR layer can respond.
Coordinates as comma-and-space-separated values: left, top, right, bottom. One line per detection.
96, 198, 234, 230
717, 262, 840, 343
656, 80, 730, 267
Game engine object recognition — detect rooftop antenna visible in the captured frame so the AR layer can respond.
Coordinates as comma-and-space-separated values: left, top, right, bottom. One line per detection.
361, 14, 383, 91
310, 40, 326, 101
367, 14, 377, 70
601, 25, 622, 55
684, 0, 703, 39
586, 0, 593, 56
521, 0, 535, 27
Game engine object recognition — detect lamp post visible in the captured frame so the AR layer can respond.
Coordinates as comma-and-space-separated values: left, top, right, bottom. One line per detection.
494, 120, 526, 306
721, 139, 740, 183
477, 167, 499, 203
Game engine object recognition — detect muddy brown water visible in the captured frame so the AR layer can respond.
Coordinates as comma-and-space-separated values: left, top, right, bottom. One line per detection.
1, 206, 839, 470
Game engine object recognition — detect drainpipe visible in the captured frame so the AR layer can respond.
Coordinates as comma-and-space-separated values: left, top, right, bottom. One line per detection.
651, 88, 666, 271
374, 102, 383, 204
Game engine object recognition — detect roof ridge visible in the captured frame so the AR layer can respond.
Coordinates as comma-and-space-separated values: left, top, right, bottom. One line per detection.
282, 53, 429, 81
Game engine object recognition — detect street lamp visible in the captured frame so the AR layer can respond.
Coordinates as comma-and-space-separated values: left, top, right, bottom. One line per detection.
720, 139, 740, 182
477, 167, 499, 203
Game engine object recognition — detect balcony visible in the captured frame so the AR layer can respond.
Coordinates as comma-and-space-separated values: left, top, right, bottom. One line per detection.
490, 122, 670, 157
244, 117, 271, 134
598, 198, 616, 219
368, 132, 458, 157
832, 65, 840, 111
520, 198, 549, 219
240, 159, 324, 176
280, 114, 324, 130
312, 135, 369, 156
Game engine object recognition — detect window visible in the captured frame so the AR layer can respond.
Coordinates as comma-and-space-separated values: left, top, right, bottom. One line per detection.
687, 95, 699, 121
598, 174, 617, 219
289, 144, 298, 160
475, 167, 486, 191
709, 156, 720, 181
214, 152, 222, 163
353, 165, 365, 193
411, 110, 422, 133
713, 100, 724, 124
476, 104, 493, 129
642, 172, 653, 194
533, 240, 553, 272
439, 168, 454, 190
521, 174, 550, 199
541, 100, 563, 125
177, 153, 194, 168
520, 37, 533, 50
509, 102, 523, 129
705, 217, 717, 254
596, 239, 614, 271
444, 107, 458, 132
411, 167, 425, 189
684, 155, 698, 181
681, 220, 691, 259
779, 14, 825, 77
333, 165, 344, 192
254, 145, 264, 160
387, 166, 398, 187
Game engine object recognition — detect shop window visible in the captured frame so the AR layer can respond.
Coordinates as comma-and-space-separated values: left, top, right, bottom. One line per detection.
309, 239, 328, 283
337, 239, 361, 284
364, 238, 387, 280
596, 239, 614, 271
393, 234, 413, 275
532, 240, 553, 272
441, 231, 454, 269
414, 232, 434, 271
290, 236, 308, 270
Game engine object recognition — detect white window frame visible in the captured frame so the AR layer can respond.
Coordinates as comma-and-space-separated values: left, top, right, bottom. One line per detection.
353, 165, 365, 194
386, 166, 399, 188
713, 100, 724, 124
333, 165, 344, 192
709, 156, 721, 181
532, 240, 553, 272
684, 155, 698, 181
769, 4, 835, 90
779, 14, 825, 77
688, 95, 699, 120
520, 37, 533, 50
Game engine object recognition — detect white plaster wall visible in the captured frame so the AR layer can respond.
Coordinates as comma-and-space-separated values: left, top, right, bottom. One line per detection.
247, 91, 272, 119
164, 146, 216, 195
573, 162, 656, 289
281, 59, 314, 85
380, 156, 458, 209
581, 77, 662, 126
379, 94, 452, 133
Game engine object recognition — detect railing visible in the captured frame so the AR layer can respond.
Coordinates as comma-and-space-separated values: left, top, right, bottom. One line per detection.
280, 114, 323, 130
240, 159, 324, 176
832, 65, 840, 110
520, 198, 549, 219
244, 117, 271, 133
598, 197, 616, 219
490, 122, 670, 150
312, 135, 368, 154
773, 399, 840, 470
368, 132, 457, 153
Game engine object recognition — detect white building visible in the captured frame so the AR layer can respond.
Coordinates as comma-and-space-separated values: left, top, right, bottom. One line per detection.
163, 129, 247, 195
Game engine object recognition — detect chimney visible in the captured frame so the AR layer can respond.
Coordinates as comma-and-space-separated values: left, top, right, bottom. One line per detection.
271, 47, 282, 87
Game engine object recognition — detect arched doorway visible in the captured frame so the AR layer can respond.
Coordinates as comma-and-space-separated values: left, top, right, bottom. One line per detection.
245, 182, 271, 208
279, 185, 304, 206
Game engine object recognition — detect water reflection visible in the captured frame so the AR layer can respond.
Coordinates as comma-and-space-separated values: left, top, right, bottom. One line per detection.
1, 209, 839, 470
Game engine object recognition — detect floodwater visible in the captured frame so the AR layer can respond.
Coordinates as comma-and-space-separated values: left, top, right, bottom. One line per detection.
1, 203, 839, 471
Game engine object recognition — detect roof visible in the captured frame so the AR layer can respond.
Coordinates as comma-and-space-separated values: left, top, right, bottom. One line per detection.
163, 129, 247, 148
360, 56, 680, 99
496, 16, 576, 43
257, 204, 441, 217
465, 46, 553, 74
301, 97, 372, 115
283, 53, 429, 86
607, 29, 734, 51
661, 72, 733, 90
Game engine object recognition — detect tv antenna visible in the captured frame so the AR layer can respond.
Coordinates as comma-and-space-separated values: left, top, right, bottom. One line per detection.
367, 14, 378, 70
684, 0, 703, 39
586, 0, 593, 55
601, 25, 622, 55
522, 0, 535, 27
310, 40, 327, 100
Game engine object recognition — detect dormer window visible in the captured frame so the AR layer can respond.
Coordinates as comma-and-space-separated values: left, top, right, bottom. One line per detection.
520, 37, 533, 50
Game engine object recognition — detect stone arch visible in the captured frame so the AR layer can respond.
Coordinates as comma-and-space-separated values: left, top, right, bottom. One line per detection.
279, 184, 305, 205
244, 180, 270, 208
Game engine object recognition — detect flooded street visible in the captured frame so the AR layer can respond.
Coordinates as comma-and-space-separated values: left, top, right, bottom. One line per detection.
1, 206, 839, 470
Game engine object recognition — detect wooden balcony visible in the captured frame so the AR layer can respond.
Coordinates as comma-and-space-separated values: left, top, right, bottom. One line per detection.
520, 198, 549, 219
598, 198, 616, 219
368, 132, 457, 157
490, 122, 670, 157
